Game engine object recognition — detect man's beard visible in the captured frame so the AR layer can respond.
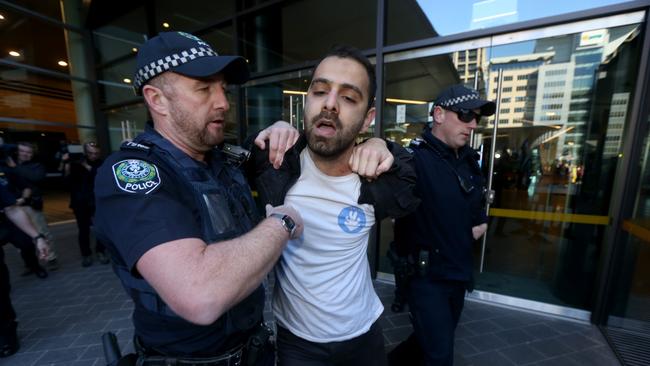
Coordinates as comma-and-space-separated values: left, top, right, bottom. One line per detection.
169, 103, 223, 149
305, 110, 365, 159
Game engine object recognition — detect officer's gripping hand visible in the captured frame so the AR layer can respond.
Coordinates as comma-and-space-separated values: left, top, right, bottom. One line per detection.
349, 138, 394, 181
35, 237, 50, 260
254, 121, 300, 169
265, 204, 303, 240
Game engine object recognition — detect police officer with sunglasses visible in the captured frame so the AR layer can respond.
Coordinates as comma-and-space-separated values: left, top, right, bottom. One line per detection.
392, 84, 495, 366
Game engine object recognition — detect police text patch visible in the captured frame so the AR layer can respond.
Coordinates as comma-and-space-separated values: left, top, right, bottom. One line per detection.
112, 159, 161, 194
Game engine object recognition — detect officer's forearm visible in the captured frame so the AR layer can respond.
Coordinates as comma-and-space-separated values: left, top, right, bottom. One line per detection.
138, 217, 290, 326
4, 205, 39, 238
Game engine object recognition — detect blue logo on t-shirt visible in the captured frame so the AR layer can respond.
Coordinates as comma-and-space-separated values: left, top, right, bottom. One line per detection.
338, 206, 366, 233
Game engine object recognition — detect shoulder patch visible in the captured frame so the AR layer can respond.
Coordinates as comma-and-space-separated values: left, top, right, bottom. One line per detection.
112, 159, 161, 194
121, 141, 151, 151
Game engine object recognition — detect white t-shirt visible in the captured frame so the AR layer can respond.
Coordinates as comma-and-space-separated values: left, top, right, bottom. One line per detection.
272, 149, 384, 343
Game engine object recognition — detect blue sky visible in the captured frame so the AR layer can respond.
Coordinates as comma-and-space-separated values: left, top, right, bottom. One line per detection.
416, 0, 634, 36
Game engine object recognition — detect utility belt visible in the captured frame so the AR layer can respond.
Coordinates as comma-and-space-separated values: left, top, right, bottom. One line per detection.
133, 323, 273, 366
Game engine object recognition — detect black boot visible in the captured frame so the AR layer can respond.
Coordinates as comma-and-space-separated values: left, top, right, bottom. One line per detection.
0, 321, 19, 358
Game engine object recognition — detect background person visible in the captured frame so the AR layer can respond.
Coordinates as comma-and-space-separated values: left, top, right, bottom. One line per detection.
4, 142, 58, 270
393, 84, 495, 366
0, 182, 49, 358
61, 142, 109, 267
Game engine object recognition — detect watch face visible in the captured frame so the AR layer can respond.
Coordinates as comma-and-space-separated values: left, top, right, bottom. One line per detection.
283, 215, 296, 232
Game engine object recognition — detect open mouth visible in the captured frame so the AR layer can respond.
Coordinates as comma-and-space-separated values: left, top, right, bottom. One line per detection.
315, 119, 337, 137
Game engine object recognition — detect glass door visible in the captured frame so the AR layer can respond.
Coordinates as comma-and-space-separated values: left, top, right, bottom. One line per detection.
379, 12, 646, 316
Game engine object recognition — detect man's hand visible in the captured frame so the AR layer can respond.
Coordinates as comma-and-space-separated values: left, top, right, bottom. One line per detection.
254, 121, 300, 169
265, 204, 303, 239
349, 138, 393, 180
35, 237, 50, 260
472, 223, 488, 240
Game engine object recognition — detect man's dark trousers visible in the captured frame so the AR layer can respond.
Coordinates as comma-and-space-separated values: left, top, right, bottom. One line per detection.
408, 276, 466, 366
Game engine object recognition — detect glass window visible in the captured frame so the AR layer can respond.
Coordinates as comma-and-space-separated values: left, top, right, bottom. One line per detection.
97, 58, 138, 107
199, 25, 235, 55
379, 20, 644, 311
244, 72, 312, 134
93, 7, 147, 65
0, 7, 77, 74
4, 0, 63, 21
155, 0, 235, 33
239, 0, 376, 73
386, 0, 635, 45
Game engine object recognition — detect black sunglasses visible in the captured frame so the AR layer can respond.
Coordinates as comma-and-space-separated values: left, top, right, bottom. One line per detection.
440, 107, 481, 123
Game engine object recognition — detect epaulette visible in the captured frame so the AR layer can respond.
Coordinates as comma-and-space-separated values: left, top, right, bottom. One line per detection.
120, 140, 151, 152
409, 138, 424, 149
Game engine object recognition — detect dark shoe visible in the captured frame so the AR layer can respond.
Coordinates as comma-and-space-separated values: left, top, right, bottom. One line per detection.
82, 256, 93, 267
97, 252, 109, 265
0, 321, 19, 358
46, 258, 59, 271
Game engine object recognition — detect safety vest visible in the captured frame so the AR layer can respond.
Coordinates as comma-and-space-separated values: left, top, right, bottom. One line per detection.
115, 130, 264, 335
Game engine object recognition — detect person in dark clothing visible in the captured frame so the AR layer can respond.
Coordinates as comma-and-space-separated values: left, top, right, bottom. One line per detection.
0, 182, 50, 358
393, 84, 495, 366
61, 142, 108, 267
3, 142, 58, 271
94, 31, 309, 365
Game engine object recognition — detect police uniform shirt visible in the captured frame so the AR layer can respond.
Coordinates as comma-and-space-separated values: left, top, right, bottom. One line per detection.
94, 132, 237, 356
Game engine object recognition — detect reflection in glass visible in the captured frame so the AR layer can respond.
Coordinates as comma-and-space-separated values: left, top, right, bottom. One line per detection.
244, 75, 311, 134
155, 0, 235, 33
92, 6, 147, 64
380, 22, 643, 310
239, 0, 376, 73
386, 0, 635, 45
606, 114, 650, 336
0, 7, 72, 73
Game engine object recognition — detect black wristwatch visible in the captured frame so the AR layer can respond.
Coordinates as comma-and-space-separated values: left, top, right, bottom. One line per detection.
32, 234, 45, 243
270, 213, 297, 238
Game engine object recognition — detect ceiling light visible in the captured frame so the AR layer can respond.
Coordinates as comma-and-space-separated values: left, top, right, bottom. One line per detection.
162, 22, 170, 28
283, 90, 307, 95
0, 14, 5, 20
8, 51, 20, 57
132, 47, 138, 52
123, 78, 132, 84
58, 60, 68, 67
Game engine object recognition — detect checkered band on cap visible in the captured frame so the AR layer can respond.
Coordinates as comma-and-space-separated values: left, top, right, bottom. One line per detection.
438, 91, 479, 107
133, 46, 218, 91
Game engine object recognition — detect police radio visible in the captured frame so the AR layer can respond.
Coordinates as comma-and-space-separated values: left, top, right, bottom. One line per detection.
222, 143, 251, 167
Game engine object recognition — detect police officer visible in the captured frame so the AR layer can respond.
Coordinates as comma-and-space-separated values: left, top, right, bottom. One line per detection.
94, 31, 304, 365
394, 84, 495, 366
0, 182, 49, 357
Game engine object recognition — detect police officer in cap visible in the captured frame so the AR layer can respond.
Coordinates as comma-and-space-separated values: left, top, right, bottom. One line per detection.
393, 84, 495, 366
94, 31, 304, 365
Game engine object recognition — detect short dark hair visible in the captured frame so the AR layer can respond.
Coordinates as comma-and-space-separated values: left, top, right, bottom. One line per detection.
312, 45, 376, 111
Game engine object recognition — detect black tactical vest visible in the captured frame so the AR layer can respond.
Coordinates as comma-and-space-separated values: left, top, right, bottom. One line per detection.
115, 130, 264, 335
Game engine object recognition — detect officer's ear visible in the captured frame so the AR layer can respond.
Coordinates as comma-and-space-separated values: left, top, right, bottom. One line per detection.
432, 106, 445, 125
142, 84, 170, 117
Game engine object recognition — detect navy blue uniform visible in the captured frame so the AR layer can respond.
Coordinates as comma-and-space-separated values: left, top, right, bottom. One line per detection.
0, 182, 20, 355
394, 128, 487, 366
95, 124, 264, 358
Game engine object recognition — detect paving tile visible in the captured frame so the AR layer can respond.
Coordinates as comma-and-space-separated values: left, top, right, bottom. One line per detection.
495, 328, 538, 346
529, 338, 573, 358
500, 343, 546, 365
521, 323, 561, 340
465, 333, 509, 353
466, 350, 516, 366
